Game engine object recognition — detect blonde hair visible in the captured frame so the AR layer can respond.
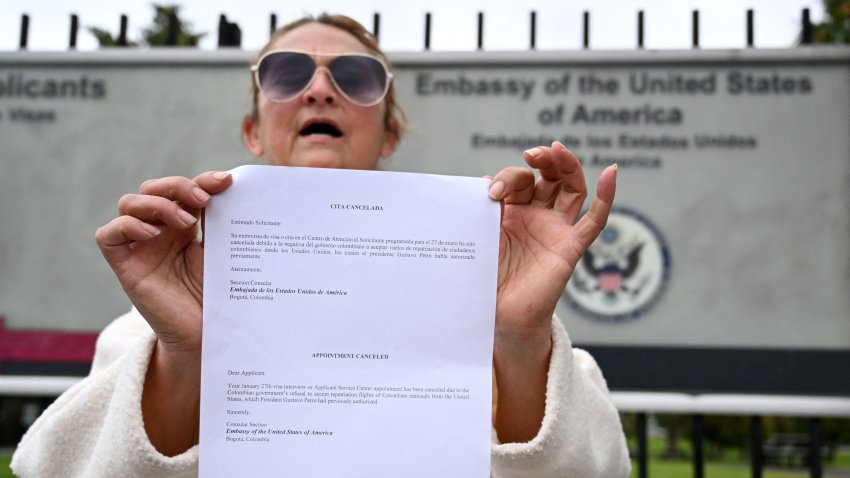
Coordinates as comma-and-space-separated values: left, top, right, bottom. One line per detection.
245, 13, 407, 141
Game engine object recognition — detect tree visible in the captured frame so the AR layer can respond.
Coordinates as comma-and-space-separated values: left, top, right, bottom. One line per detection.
88, 27, 138, 47
655, 414, 690, 459
812, 0, 850, 43
88, 4, 205, 47
142, 4, 205, 46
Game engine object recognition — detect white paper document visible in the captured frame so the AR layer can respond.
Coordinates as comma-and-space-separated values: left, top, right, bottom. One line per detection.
200, 165, 500, 477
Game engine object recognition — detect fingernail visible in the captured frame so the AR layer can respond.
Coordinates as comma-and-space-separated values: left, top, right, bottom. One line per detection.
212, 171, 230, 181
489, 180, 505, 200
612, 163, 619, 172
192, 187, 211, 202
178, 209, 198, 226
141, 223, 161, 237
523, 147, 544, 158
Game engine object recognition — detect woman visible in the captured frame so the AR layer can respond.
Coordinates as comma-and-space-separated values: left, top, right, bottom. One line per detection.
12, 14, 629, 477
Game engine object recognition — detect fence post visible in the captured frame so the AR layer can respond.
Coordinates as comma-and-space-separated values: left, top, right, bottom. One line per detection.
750, 416, 763, 478
529, 11, 536, 50
372, 13, 380, 42
810, 418, 822, 478
20, 14, 30, 50
424, 13, 431, 51
637, 11, 644, 49
117, 15, 128, 46
69, 14, 79, 50
583, 11, 590, 49
692, 10, 700, 48
692, 414, 704, 478
218, 15, 227, 47
746, 9, 754, 47
166, 11, 178, 46
636, 413, 648, 478
801, 8, 812, 45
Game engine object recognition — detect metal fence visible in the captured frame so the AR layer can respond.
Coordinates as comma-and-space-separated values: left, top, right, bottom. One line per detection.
2, 377, 849, 477
14, 8, 821, 50
614, 393, 850, 478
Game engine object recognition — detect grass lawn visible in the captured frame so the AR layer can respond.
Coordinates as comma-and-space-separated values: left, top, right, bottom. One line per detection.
630, 459, 826, 478
1, 451, 13, 478
628, 436, 850, 478
3, 444, 849, 478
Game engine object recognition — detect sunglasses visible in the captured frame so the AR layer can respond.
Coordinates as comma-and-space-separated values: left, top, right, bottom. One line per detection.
251, 50, 394, 107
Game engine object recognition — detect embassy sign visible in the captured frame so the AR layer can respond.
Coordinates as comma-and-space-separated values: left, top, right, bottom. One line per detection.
1, 48, 848, 394
387, 49, 850, 395
390, 51, 833, 175
413, 69, 813, 128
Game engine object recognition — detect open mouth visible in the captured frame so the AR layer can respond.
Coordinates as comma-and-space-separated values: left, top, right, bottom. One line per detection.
299, 122, 343, 138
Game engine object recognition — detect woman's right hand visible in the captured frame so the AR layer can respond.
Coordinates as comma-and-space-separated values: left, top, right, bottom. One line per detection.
95, 171, 233, 455
94, 171, 233, 356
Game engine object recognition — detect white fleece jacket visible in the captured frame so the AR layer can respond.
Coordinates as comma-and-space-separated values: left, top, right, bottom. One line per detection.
12, 309, 630, 477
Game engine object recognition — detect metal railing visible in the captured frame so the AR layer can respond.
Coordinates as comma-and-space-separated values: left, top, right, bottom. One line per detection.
614, 393, 850, 478
14, 8, 820, 50
2, 376, 848, 477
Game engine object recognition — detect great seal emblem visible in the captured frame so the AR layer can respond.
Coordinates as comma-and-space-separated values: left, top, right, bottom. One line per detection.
563, 206, 671, 323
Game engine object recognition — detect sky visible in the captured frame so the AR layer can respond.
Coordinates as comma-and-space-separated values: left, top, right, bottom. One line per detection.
0, 0, 825, 53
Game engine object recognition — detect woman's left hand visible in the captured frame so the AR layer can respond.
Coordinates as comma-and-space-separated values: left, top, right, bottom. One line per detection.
488, 141, 617, 442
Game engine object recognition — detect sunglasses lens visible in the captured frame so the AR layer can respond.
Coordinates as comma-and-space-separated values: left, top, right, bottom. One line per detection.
330, 55, 388, 106
258, 52, 315, 102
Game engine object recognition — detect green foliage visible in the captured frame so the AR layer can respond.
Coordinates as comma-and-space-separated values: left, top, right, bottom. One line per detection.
824, 418, 850, 443
654, 414, 691, 458
141, 4, 205, 46
624, 413, 850, 471
626, 434, 850, 478
628, 458, 824, 478
645, 415, 850, 454
1, 451, 13, 478
703, 416, 749, 450
88, 3, 205, 48
812, 0, 850, 43
86, 26, 139, 47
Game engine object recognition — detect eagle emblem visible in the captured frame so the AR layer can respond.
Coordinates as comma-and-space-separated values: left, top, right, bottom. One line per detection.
563, 206, 670, 323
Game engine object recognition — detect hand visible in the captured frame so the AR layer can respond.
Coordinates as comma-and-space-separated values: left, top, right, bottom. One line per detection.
491, 141, 616, 341
94, 171, 233, 455
95, 171, 233, 356
488, 141, 616, 442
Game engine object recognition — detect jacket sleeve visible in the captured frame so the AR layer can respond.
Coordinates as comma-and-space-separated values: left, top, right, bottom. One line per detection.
10, 309, 199, 478
490, 317, 631, 478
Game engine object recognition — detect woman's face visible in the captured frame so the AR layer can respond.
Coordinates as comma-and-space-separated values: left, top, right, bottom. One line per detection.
244, 23, 397, 170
